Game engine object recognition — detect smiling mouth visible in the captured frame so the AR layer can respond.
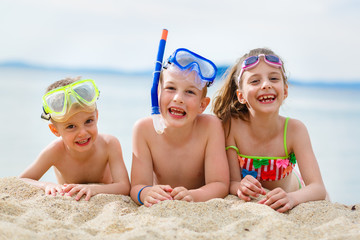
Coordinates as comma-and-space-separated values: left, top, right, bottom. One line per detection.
76, 138, 90, 146
169, 107, 186, 116
258, 94, 276, 103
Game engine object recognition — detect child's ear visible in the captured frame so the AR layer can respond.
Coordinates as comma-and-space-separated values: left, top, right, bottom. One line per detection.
48, 124, 60, 137
199, 97, 210, 113
284, 84, 289, 100
236, 90, 246, 104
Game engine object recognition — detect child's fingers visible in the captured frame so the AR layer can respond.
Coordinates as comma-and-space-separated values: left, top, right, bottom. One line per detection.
171, 187, 193, 201
75, 188, 87, 201
56, 186, 64, 195
239, 182, 262, 198
84, 193, 91, 201
66, 186, 80, 197
276, 203, 292, 213
144, 196, 159, 207
50, 188, 57, 196
237, 189, 251, 201
171, 189, 186, 200
243, 175, 262, 188
169, 187, 185, 198
242, 176, 265, 195
262, 188, 286, 207
152, 191, 172, 201
159, 185, 173, 193
62, 184, 76, 192
151, 187, 172, 200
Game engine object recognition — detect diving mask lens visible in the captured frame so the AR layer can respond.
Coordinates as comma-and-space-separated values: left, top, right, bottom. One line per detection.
42, 79, 99, 121
72, 80, 97, 103
168, 48, 217, 85
44, 91, 66, 114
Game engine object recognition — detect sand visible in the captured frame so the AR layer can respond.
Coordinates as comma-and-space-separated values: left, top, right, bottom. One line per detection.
0, 177, 359, 240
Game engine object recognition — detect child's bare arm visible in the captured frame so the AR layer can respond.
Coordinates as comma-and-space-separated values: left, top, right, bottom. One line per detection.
130, 119, 172, 206
288, 120, 326, 202
19, 141, 63, 195
105, 135, 130, 195
188, 116, 230, 201
261, 119, 326, 212
225, 124, 266, 200
225, 123, 244, 196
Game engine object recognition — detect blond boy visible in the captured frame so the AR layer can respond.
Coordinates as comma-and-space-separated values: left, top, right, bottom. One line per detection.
20, 77, 130, 201
130, 48, 229, 207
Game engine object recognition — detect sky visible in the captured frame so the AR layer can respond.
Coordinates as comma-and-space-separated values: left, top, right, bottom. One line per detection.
1, 0, 360, 82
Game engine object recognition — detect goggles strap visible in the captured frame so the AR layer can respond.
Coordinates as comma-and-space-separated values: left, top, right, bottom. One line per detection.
41, 106, 51, 121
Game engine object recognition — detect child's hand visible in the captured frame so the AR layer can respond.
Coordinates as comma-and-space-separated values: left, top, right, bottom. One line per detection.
44, 183, 64, 196
142, 185, 173, 207
258, 187, 295, 213
62, 184, 96, 201
237, 175, 266, 201
170, 187, 194, 202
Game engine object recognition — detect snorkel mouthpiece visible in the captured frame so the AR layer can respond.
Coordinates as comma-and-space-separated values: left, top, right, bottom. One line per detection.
151, 29, 168, 134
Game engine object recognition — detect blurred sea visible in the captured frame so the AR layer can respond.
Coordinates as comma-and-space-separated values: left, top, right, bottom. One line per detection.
0, 66, 359, 205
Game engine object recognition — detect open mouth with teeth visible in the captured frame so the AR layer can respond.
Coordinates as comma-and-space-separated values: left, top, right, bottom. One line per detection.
257, 94, 276, 103
75, 137, 91, 146
169, 107, 186, 118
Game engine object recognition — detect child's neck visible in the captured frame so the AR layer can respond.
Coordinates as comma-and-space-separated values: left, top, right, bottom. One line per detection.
249, 113, 282, 140
163, 119, 198, 145
63, 142, 96, 161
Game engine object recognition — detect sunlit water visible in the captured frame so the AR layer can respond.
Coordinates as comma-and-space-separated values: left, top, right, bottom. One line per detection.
0, 67, 359, 205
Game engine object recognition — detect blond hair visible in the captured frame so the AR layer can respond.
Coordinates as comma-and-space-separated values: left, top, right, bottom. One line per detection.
159, 68, 208, 98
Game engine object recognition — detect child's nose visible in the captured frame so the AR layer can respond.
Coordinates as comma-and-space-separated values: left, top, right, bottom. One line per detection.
77, 126, 87, 137
261, 79, 272, 89
173, 92, 184, 103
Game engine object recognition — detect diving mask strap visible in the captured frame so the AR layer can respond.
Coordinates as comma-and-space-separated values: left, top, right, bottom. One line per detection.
41, 107, 51, 121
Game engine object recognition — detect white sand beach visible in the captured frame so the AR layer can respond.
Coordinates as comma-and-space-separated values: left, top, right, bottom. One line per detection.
0, 177, 359, 240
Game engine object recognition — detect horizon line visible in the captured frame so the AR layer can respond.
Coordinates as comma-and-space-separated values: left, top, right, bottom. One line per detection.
1, 60, 360, 88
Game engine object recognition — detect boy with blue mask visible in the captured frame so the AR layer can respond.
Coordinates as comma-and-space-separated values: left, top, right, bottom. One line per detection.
20, 77, 130, 201
130, 48, 230, 207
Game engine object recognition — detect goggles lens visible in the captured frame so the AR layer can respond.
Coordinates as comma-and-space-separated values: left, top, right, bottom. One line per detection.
167, 48, 217, 85
243, 54, 282, 69
42, 79, 99, 121
238, 54, 284, 84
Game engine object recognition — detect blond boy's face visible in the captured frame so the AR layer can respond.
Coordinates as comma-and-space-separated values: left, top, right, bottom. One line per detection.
159, 70, 210, 128
49, 110, 98, 152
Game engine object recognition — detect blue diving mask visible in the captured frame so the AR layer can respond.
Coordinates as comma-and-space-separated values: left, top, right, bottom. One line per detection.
164, 48, 217, 90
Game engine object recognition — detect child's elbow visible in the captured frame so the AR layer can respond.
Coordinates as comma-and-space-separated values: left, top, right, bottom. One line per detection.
315, 183, 327, 201
219, 180, 230, 198
118, 182, 131, 196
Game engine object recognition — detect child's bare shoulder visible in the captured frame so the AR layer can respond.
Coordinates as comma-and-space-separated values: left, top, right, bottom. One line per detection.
197, 114, 222, 125
40, 139, 65, 163
286, 117, 307, 133
96, 133, 121, 148
133, 117, 154, 133
196, 114, 223, 134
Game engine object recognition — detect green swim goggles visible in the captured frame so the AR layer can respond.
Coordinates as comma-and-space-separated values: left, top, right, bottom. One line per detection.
41, 79, 100, 122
